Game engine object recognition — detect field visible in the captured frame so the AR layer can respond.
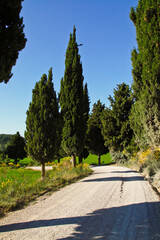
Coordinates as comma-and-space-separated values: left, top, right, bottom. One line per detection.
84, 153, 112, 165
17, 153, 112, 166
0, 159, 92, 217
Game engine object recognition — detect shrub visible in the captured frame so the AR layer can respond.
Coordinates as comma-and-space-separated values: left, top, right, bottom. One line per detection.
110, 149, 127, 164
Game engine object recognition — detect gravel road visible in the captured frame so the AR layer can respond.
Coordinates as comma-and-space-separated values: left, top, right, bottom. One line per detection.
0, 165, 160, 240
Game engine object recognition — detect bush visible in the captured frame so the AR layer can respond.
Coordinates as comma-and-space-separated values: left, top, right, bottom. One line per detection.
110, 149, 127, 164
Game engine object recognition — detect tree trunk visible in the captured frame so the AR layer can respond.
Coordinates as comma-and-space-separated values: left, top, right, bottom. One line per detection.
98, 154, 101, 165
79, 155, 83, 164
41, 162, 45, 181
71, 155, 76, 167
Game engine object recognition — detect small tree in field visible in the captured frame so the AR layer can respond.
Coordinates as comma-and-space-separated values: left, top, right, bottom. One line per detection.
5, 132, 27, 164
25, 68, 59, 180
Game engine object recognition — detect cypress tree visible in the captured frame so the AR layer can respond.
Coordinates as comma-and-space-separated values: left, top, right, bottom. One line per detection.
60, 26, 85, 166
0, 0, 27, 83
83, 83, 90, 131
25, 68, 59, 180
79, 83, 90, 163
87, 100, 108, 165
130, 0, 160, 147
102, 83, 133, 151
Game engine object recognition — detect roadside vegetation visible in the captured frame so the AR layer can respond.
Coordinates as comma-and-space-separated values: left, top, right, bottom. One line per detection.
0, 157, 92, 217
118, 147, 160, 193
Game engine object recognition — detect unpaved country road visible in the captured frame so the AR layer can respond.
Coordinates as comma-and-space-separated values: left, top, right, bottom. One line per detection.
0, 166, 160, 240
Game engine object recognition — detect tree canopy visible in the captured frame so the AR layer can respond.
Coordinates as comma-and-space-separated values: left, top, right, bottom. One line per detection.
25, 68, 59, 179
102, 83, 133, 151
5, 132, 27, 163
130, 0, 160, 147
0, 0, 27, 83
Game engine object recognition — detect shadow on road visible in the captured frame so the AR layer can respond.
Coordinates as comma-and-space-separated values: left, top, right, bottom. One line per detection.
82, 175, 144, 182
111, 170, 137, 174
1, 202, 160, 239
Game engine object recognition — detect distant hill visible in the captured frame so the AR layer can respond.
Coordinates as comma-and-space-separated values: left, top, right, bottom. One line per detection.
0, 134, 13, 151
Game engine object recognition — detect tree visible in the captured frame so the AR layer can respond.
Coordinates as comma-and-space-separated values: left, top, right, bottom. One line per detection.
59, 26, 85, 167
101, 83, 133, 151
130, 0, 160, 147
79, 83, 90, 163
0, 134, 12, 151
87, 100, 108, 165
5, 132, 27, 164
25, 68, 59, 180
83, 83, 90, 129
0, 0, 27, 83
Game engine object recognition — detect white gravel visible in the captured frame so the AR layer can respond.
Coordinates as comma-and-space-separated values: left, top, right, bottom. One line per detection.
0, 165, 160, 240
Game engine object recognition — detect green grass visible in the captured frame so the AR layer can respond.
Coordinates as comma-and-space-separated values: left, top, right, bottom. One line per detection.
0, 160, 92, 217
83, 153, 112, 165
12, 153, 112, 167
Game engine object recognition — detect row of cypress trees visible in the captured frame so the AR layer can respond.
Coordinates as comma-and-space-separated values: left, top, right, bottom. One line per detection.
25, 27, 90, 180
101, 0, 160, 158
25, 0, 160, 179
85, 0, 160, 162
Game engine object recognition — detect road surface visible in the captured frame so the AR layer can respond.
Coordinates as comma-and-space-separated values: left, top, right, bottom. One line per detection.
0, 165, 160, 240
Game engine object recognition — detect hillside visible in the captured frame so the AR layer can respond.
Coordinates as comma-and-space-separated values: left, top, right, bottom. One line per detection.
0, 134, 13, 151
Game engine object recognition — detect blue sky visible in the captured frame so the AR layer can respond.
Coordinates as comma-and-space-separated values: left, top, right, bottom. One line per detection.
0, 0, 138, 136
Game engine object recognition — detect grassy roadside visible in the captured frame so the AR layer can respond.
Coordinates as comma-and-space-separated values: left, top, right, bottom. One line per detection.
0, 159, 92, 217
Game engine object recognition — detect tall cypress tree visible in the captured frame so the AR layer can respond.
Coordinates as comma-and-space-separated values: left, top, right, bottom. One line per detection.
60, 26, 85, 166
25, 68, 59, 180
130, 0, 160, 147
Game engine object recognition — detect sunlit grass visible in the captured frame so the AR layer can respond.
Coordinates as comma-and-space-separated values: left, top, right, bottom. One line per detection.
0, 159, 92, 217
83, 153, 112, 165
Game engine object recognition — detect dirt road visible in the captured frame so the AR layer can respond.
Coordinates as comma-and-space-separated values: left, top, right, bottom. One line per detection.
0, 166, 160, 240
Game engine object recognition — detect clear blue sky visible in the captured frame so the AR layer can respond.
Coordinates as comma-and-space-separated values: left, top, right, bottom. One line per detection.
0, 0, 138, 136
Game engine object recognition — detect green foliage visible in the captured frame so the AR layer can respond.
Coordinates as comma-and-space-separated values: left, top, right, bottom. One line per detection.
0, 0, 27, 83
110, 150, 127, 164
59, 26, 85, 161
5, 132, 27, 164
102, 83, 133, 151
0, 134, 13, 151
79, 83, 90, 163
87, 100, 108, 164
130, 0, 160, 147
25, 68, 59, 178
0, 153, 5, 165
18, 157, 36, 166
83, 83, 90, 130
123, 137, 139, 158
